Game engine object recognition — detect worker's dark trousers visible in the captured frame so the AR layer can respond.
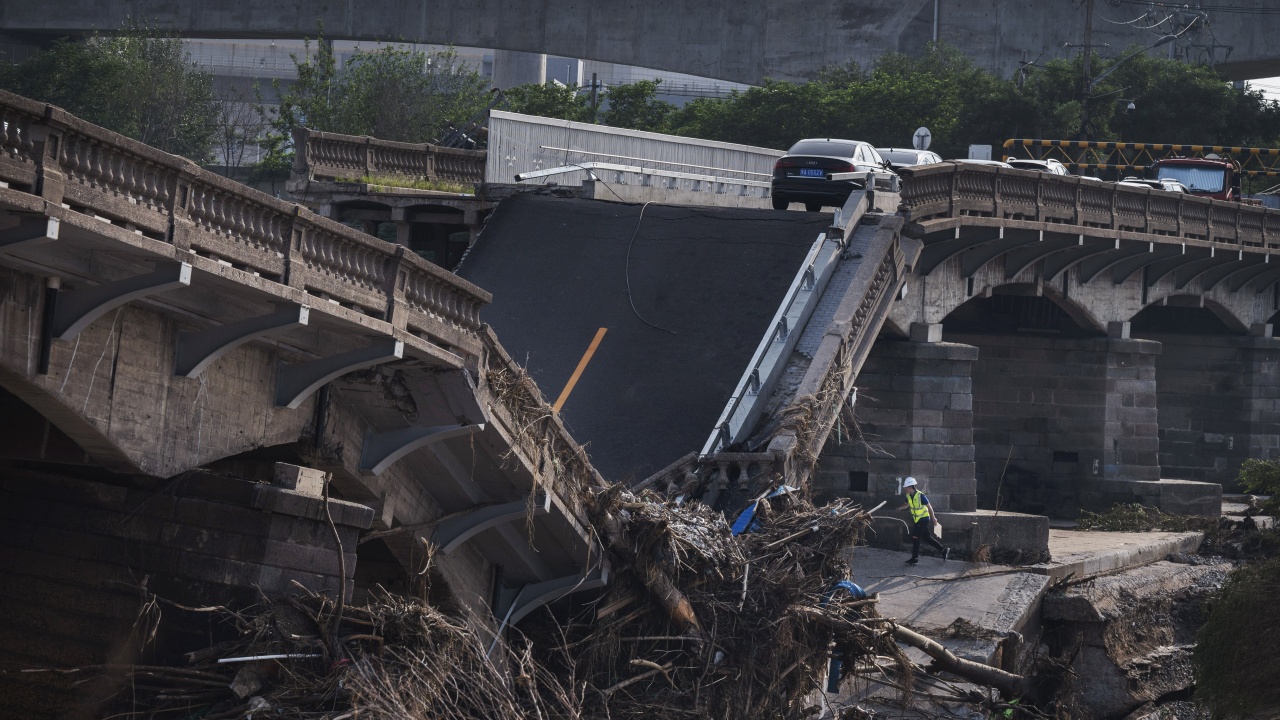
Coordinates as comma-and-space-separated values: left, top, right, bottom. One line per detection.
909, 517, 945, 559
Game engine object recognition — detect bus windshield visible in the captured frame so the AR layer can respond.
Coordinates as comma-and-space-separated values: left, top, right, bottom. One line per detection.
1153, 165, 1226, 193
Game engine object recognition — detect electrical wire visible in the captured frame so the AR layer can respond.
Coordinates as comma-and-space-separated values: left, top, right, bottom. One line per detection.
622, 201, 677, 335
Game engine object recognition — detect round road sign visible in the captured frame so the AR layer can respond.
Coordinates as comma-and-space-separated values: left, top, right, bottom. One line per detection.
912, 127, 932, 151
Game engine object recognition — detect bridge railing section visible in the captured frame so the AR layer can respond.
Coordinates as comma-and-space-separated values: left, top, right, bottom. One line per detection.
487, 109, 782, 189
0, 90, 489, 348
899, 162, 1280, 249
291, 128, 487, 185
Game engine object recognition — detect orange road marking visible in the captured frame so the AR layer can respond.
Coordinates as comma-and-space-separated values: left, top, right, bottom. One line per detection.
552, 327, 607, 413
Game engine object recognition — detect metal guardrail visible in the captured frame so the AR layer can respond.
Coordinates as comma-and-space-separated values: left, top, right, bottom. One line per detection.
899, 162, 1280, 250
0, 90, 490, 347
1003, 138, 1280, 178
292, 128, 487, 185
702, 189, 871, 456
515, 161, 772, 188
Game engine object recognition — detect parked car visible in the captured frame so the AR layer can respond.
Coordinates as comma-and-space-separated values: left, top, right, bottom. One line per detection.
771, 139, 894, 211
950, 159, 1014, 168
1006, 158, 1069, 175
1118, 177, 1189, 193
876, 147, 943, 168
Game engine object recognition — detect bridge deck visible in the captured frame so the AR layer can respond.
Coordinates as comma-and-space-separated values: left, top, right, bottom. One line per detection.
457, 194, 830, 482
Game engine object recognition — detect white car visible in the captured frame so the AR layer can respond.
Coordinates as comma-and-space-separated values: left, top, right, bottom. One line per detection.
1118, 177, 1188, 193
951, 159, 1014, 168
1006, 158, 1069, 175
876, 148, 943, 168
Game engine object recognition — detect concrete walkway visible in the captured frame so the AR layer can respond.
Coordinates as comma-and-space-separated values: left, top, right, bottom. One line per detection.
849, 528, 1206, 663
850, 546, 1048, 663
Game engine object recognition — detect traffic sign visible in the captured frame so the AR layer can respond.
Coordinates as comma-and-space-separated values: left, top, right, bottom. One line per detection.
913, 127, 932, 151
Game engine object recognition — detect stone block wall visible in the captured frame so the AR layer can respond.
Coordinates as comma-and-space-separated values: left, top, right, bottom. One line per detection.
1132, 333, 1280, 489
816, 339, 978, 513
0, 468, 371, 720
949, 333, 1161, 517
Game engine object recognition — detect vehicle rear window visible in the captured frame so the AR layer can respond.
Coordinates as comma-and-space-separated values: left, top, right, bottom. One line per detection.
787, 141, 857, 157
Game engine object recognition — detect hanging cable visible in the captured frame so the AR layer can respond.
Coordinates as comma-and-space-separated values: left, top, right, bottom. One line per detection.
623, 201, 677, 335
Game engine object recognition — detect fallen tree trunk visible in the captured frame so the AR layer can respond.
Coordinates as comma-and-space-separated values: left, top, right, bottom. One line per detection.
892, 624, 1032, 700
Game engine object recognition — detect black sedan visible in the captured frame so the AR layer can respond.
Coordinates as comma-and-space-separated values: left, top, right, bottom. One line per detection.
770, 139, 893, 211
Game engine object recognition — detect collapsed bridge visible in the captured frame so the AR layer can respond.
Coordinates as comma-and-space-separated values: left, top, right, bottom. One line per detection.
3, 96, 1280, 716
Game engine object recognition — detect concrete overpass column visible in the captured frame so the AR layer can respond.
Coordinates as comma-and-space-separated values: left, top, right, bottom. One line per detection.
492, 50, 548, 89
1135, 328, 1280, 489
815, 325, 978, 513
952, 332, 1162, 517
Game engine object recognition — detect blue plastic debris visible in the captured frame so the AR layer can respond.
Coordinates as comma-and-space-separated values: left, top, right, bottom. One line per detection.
731, 485, 800, 536
822, 580, 867, 606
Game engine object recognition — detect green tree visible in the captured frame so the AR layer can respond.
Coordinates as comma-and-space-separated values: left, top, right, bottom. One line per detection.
0, 22, 217, 162
258, 35, 492, 173
503, 82, 594, 122
600, 79, 677, 133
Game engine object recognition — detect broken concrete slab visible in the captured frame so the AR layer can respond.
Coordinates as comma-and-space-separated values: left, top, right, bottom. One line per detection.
1029, 529, 1204, 582
850, 546, 1049, 665
1043, 559, 1228, 719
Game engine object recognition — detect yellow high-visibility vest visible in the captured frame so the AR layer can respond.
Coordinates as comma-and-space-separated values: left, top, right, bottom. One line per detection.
906, 491, 930, 522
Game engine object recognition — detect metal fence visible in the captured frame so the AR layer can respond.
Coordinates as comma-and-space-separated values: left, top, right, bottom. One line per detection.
486, 110, 783, 188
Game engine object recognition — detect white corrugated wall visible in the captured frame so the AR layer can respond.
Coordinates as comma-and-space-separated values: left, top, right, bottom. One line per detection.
486, 110, 783, 187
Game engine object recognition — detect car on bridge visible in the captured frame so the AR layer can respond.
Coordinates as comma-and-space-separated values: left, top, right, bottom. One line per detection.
1006, 158, 1068, 175
877, 147, 943, 168
1118, 177, 1189, 193
771, 139, 894, 211
951, 159, 1014, 168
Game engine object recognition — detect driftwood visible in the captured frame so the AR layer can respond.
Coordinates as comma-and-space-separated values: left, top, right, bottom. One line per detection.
892, 623, 1033, 700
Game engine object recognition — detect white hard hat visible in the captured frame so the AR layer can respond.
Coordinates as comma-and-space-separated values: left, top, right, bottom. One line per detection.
903, 477, 918, 488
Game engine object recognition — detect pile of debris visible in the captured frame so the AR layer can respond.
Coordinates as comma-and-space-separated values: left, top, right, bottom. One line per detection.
65, 486, 1050, 719
537, 487, 906, 720
76, 588, 579, 720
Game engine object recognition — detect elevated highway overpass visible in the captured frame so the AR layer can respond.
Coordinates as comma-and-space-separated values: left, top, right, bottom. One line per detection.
3, 1, 1280, 83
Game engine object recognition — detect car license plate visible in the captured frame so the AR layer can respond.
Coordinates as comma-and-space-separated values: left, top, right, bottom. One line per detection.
798, 168, 824, 177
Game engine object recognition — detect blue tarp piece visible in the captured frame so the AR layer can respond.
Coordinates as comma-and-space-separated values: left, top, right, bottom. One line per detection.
730, 485, 798, 536
822, 580, 867, 605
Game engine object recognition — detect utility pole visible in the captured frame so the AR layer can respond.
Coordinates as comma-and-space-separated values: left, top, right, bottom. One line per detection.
1078, 0, 1094, 139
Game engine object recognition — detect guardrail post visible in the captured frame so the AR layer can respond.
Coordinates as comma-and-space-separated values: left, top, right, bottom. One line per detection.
168, 169, 195, 251
385, 246, 411, 330
362, 137, 374, 177
283, 207, 307, 289
30, 116, 64, 205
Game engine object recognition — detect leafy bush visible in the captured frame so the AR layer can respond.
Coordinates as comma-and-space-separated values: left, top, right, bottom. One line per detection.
1076, 503, 1202, 532
1194, 558, 1280, 718
1236, 459, 1280, 516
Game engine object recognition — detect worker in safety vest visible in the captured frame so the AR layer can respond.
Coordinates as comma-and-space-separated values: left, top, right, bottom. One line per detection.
896, 477, 949, 565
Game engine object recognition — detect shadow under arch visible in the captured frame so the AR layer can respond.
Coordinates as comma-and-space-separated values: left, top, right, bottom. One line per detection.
0, 365, 140, 475
940, 282, 1106, 337
1131, 294, 1249, 335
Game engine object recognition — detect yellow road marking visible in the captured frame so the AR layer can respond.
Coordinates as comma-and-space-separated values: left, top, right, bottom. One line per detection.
552, 327, 608, 413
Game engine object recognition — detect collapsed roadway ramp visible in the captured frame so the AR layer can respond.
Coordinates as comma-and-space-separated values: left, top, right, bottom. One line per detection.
458, 190, 921, 493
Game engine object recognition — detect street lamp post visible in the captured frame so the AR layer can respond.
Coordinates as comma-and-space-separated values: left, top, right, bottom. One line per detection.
1079, 35, 1177, 139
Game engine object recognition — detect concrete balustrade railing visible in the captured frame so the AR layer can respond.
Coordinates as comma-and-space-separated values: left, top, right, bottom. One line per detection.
899, 162, 1280, 250
0, 90, 489, 347
292, 128, 486, 185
